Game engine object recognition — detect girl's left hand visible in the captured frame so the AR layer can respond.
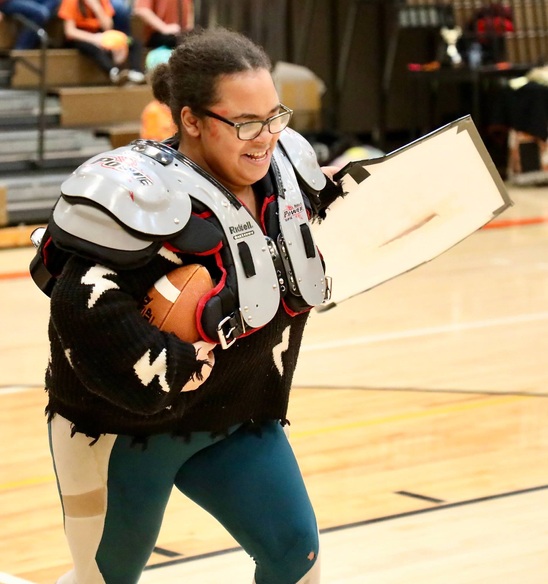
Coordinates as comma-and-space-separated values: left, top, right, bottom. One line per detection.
321, 165, 342, 182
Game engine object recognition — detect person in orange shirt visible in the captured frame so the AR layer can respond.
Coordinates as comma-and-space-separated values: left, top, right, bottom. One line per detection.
134, 0, 194, 48
140, 46, 177, 140
140, 98, 176, 140
58, 0, 146, 84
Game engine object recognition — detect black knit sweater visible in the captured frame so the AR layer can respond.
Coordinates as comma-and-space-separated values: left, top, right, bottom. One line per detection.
45, 178, 318, 439
45, 248, 309, 438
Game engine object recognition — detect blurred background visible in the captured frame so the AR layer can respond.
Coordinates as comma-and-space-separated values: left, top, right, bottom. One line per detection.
2, 0, 548, 229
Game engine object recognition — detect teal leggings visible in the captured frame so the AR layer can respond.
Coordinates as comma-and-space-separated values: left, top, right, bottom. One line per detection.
51, 420, 319, 584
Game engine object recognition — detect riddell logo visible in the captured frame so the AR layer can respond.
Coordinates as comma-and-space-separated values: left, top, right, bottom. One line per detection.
283, 203, 304, 221
229, 221, 254, 239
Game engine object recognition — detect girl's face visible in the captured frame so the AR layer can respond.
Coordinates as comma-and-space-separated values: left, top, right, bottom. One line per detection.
184, 68, 284, 196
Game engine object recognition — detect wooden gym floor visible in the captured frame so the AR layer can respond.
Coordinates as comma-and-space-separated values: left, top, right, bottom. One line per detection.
0, 183, 547, 583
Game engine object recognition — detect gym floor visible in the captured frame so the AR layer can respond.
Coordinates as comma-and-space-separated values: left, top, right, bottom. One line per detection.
1, 183, 547, 583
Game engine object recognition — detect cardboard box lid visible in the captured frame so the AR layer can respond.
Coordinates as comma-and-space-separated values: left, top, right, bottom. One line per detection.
272, 61, 325, 112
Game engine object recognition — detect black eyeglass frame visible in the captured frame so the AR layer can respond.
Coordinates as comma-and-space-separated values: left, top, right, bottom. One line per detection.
197, 104, 294, 140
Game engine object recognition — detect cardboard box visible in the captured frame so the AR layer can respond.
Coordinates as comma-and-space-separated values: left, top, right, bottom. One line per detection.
272, 62, 324, 132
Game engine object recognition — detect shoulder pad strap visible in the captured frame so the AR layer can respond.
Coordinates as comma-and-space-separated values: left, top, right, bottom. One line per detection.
59, 141, 192, 239
278, 128, 326, 193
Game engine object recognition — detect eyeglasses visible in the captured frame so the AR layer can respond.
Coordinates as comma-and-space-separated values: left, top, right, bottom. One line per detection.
198, 104, 293, 141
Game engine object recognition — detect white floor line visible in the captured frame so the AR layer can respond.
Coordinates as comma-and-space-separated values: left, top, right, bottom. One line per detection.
302, 311, 548, 352
0, 573, 37, 584
0, 385, 39, 396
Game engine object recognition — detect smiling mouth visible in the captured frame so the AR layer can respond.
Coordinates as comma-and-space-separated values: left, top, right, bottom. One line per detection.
245, 151, 269, 161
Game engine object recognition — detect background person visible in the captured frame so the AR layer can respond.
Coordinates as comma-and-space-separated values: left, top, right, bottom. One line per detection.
0, 0, 60, 49
57, 0, 145, 84
110, 0, 130, 36
133, 0, 193, 48
140, 45, 177, 140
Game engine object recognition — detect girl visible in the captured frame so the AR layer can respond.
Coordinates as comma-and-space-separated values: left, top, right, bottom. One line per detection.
33, 27, 344, 584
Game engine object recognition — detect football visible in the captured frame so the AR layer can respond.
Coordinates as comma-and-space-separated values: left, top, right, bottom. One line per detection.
141, 264, 214, 343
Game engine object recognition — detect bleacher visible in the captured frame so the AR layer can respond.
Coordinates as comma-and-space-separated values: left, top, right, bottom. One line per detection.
0, 15, 150, 228
5, 0, 544, 232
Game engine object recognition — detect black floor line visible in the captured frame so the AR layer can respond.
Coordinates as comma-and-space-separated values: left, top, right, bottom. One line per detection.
321, 483, 548, 534
395, 490, 445, 504
145, 545, 243, 571
152, 546, 183, 558
144, 483, 548, 571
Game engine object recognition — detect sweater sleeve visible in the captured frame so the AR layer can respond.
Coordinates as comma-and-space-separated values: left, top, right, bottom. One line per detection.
49, 253, 207, 415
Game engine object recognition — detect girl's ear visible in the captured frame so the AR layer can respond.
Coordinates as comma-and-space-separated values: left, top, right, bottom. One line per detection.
181, 106, 201, 138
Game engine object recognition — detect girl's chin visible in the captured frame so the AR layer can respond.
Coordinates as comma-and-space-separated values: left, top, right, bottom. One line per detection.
240, 155, 271, 177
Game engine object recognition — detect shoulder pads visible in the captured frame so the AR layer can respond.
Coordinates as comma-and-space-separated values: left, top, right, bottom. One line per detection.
51, 140, 230, 268
58, 140, 192, 241
278, 128, 326, 193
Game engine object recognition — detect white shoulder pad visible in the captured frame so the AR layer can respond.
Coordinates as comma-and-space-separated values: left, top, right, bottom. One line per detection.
60, 141, 192, 238
278, 128, 326, 192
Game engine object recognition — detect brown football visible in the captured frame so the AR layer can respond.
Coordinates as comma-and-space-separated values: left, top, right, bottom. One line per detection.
141, 264, 214, 343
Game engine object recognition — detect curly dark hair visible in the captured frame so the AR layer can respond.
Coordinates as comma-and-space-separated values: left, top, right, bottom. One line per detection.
150, 27, 272, 134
